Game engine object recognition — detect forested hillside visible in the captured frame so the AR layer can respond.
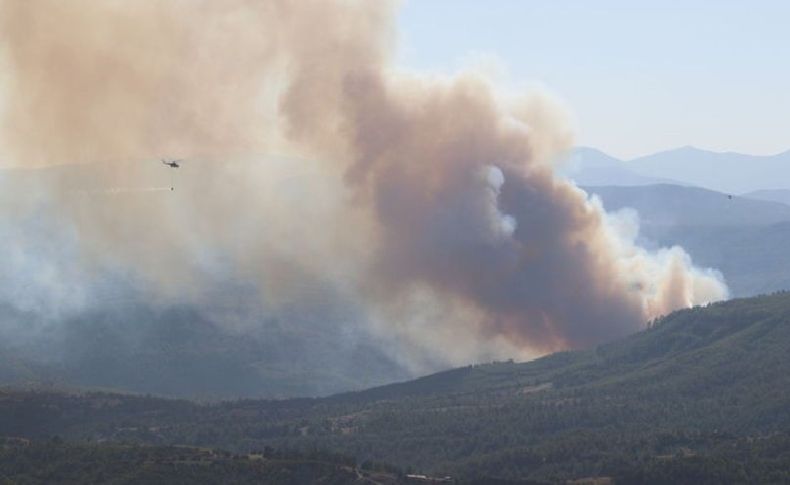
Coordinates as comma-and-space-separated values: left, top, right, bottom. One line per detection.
2, 293, 790, 482
0, 438, 407, 484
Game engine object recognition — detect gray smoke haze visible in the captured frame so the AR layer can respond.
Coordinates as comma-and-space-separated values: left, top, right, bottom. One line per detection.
0, 0, 727, 381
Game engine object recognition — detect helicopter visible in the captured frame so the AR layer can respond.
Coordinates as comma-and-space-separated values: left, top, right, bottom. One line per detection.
161, 159, 183, 190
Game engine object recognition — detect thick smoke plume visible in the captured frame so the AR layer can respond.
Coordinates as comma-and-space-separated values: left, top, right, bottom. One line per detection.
0, 0, 726, 371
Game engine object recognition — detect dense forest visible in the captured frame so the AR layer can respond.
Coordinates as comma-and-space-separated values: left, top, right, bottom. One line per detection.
2, 292, 790, 483
0, 437, 409, 484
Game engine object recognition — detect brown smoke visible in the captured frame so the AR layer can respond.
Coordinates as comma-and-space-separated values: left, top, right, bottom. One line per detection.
0, 0, 726, 364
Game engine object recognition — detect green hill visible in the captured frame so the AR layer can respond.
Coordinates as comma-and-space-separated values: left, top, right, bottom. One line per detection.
2, 293, 790, 482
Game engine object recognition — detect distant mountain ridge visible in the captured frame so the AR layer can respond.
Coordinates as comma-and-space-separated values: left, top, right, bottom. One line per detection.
743, 188, 790, 206
560, 147, 683, 187
565, 145, 790, 194
631, 146, 790, 194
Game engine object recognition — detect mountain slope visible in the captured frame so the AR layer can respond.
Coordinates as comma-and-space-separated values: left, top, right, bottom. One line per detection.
743, 188, 790, 206
643, 222, 790, 297
587, 183, 790, 227
0, 164, 418, 401
0, 302, 412, 400
3, 292, 790, 482
338, 292, 790, 402
585, 184, 790, 297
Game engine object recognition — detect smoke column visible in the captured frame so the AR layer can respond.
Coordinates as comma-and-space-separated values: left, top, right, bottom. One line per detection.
0, 0, 726, 369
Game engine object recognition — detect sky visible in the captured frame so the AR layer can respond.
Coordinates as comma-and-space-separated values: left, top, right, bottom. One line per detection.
396, 0, 790, 160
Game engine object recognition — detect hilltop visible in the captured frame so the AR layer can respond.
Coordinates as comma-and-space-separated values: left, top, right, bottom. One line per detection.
630, 146, 790, 194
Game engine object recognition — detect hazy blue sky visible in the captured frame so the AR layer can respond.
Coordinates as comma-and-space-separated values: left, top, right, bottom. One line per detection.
396, 1, 790, 159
